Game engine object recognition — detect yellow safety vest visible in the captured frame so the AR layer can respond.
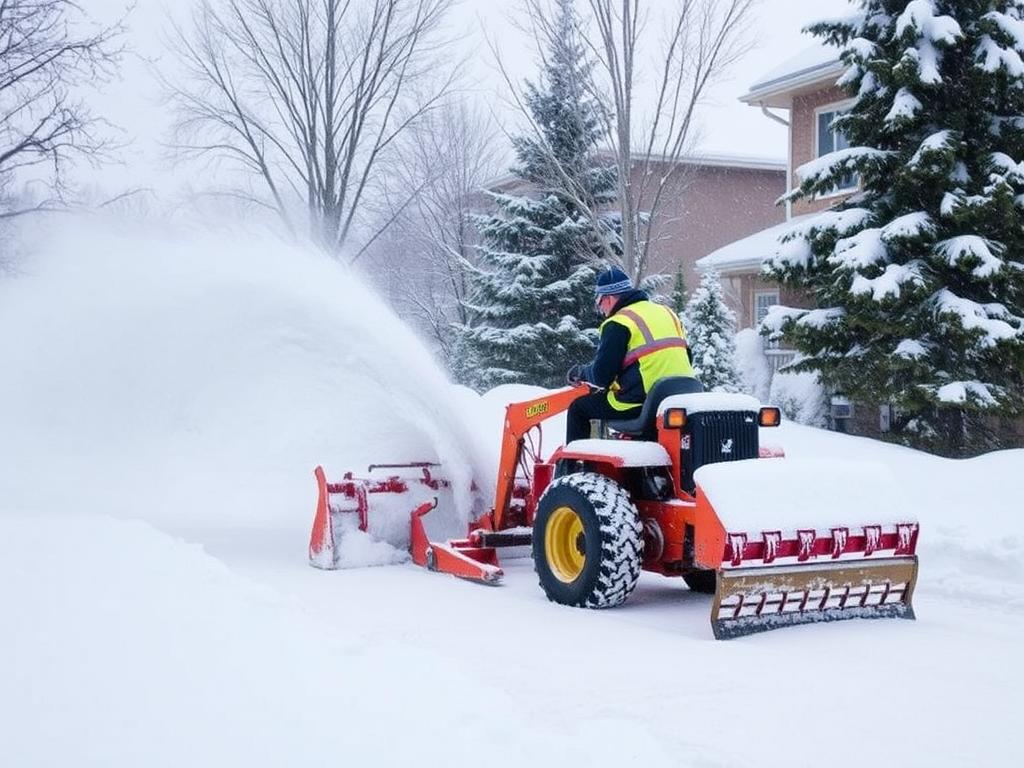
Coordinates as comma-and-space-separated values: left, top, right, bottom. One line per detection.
600, 300, 693, 411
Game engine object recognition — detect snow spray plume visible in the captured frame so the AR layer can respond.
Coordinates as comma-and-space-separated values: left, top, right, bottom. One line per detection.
0, 216, 488, 546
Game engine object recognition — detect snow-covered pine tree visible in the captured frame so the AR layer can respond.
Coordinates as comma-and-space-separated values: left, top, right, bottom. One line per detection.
764, 0, 1024, 456
683, 269, 742, 392
670, 265, 688, 314
455, 0, 618, 390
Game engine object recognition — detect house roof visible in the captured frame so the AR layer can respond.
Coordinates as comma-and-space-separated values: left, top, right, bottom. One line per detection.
741, 43, 844, 109
637, 151, 786, 172
484, 151, 785, 191
696, 213, 819, 274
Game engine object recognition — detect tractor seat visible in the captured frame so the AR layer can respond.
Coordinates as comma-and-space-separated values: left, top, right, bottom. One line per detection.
606, 376, 704, 438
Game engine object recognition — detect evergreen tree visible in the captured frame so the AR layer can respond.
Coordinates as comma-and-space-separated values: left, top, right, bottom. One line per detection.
456, 0, 618, 390
683, 269, 742, 392
670, 265, 688, 314
765, 0, 1024, 455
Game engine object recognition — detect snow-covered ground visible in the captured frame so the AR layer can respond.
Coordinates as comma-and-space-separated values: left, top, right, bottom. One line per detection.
1, 220, 1022, 767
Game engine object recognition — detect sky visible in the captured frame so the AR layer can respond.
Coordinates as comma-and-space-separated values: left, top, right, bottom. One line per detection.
464, 0, 855, 160
83, 0, 855, 202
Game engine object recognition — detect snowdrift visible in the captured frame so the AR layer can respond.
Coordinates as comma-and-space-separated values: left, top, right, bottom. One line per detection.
775, 422, 1024, 608
0, 513, 527, 767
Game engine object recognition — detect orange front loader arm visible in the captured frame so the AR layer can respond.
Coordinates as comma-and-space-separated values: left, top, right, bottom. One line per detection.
405, 384, 588, 584
490, 384, 590, 531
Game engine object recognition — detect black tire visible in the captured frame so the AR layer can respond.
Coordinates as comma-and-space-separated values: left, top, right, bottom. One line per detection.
683, 569, 717, 594
533, 472, 643, 609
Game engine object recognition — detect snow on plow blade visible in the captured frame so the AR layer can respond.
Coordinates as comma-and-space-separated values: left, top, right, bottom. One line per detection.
695, 459, 920, 640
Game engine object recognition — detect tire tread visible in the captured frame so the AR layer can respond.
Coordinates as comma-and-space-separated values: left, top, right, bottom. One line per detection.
535, 472, 643, 609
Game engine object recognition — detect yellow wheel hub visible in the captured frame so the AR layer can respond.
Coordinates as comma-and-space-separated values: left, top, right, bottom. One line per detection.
545, 505, 586, 583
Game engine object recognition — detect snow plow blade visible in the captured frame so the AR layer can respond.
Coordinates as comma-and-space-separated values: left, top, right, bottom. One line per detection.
693, 459, 921, 640
711, 557, 918, 640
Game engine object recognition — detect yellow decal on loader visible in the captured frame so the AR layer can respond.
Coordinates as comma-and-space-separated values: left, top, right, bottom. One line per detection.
526, 401, 550, 419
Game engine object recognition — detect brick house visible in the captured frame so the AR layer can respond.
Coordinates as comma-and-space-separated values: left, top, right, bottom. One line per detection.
635, 153, 787, 291
489, 152, 787, 293
696, 44, 851, 378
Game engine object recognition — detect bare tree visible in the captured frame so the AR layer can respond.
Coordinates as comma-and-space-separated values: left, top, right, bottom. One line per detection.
0, 0, 124, 219
366, 102, 502, 363
587, 0, 753, 280
167, 0, 457, 258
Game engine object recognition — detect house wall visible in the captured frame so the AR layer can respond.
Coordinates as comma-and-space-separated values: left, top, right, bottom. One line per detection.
721, 273, 809, 330
790, 84, 858, 216
641, 163, 786, 293
487, 161, 787, 292
711, 81, 855, 332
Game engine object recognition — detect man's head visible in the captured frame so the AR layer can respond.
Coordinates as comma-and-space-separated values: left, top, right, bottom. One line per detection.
594, 266, 632, 317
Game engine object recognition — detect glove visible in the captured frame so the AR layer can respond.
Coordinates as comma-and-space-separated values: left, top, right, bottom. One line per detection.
566, 363, 583, 385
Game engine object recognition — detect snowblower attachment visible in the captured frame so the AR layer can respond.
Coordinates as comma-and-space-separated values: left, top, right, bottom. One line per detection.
692, 459, 919, 640
309, 463, 449, 569
309, 386, 587, 579
309, 463, 503, 581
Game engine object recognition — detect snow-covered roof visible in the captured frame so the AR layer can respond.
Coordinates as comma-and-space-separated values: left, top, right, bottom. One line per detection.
742, 44, 844, 108
697, 214, 819, 273
648, 151, 786, 172
483, 152, 785, 190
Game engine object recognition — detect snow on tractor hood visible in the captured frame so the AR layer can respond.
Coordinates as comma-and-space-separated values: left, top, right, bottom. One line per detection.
695, 458, 916, 535
657, 392, 762, 415
563, 439, 671, 466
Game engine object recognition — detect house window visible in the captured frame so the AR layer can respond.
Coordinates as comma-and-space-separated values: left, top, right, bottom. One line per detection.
816, 105, 858, 194
754, 290, 778, 326
754, 290, 780, 349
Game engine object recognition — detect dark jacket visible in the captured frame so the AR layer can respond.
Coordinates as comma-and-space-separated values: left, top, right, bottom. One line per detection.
580, 289, 649, 403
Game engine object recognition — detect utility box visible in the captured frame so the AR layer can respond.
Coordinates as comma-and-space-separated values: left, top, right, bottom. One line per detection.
879, 404, 893, 433
830, 395, 853, 432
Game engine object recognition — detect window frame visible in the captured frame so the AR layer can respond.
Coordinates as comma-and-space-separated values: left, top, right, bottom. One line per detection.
753, 289, 779, 327
813, 98, 859, 199
753, 289, 780, 350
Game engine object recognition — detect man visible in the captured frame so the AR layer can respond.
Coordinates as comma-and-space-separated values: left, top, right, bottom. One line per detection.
565, 266, 694, 443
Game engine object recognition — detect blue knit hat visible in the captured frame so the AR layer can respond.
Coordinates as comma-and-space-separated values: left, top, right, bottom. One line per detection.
594, 266, 633, 296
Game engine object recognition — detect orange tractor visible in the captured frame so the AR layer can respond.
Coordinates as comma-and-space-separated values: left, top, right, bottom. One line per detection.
309, 378, 919, 639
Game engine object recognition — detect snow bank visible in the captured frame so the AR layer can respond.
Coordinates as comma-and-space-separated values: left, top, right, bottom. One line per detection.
0, 218, 491, 552
769, 368, 828, 427
774, 422, 1024, 609
734, 328, 772, 402
0, 513, 526, 767
732, 330, 826, 427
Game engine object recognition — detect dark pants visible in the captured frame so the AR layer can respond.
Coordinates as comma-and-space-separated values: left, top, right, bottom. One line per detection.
566, 389, 642, 443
